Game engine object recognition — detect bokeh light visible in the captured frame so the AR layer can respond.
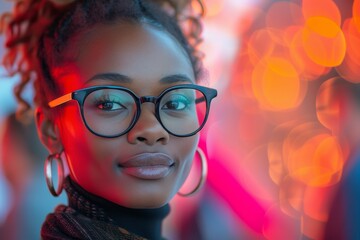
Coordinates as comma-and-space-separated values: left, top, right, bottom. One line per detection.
302, 16, 346, 67
252, 56, 303, 111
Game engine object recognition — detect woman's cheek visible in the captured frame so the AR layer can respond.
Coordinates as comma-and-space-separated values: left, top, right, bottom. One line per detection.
175, 134, 199, 187
57, 103, 85, 139
58, 107, 124, 167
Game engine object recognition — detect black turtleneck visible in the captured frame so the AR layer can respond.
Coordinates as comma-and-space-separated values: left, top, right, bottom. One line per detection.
65, 177, 170, 240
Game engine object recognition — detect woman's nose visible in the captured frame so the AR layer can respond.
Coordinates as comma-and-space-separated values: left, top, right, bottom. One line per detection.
127, 104, 170, 145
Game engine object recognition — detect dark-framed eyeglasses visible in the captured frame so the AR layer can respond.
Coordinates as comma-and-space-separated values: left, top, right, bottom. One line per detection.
48, 84, 217, 138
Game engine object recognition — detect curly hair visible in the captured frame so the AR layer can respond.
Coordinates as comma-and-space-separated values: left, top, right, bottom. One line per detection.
0, 0, 204, 118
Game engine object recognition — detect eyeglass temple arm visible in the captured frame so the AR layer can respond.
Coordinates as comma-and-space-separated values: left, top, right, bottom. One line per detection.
48, 93, 73, 108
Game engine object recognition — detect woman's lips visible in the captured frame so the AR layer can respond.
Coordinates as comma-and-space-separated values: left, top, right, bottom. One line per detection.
118, 153, 175, 180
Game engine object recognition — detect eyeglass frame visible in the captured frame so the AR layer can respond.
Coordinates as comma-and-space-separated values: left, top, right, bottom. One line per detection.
48, 84, 218, 138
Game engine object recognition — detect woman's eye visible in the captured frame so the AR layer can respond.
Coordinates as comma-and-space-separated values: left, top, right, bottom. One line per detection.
97, 101, 124, 111
162, 95, 190, 111
163, 101, 186, 110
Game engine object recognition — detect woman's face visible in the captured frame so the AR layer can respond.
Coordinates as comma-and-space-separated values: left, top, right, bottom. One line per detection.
50, 22, 199, 208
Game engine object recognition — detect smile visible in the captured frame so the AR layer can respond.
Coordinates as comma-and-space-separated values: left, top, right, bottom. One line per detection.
118, 153, 175, 180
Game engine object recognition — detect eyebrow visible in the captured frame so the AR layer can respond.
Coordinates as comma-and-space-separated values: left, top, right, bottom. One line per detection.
86, 73, 193, 84
159, 74, 193, 84
87, 73, 132, 83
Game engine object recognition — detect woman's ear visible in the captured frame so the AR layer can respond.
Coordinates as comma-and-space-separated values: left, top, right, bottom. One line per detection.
35, 107, 63, 153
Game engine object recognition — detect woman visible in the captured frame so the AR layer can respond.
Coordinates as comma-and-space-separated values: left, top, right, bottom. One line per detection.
1, 0, 217, 239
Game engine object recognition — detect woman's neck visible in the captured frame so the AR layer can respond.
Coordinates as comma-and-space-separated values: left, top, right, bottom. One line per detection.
64, 177, 170, 240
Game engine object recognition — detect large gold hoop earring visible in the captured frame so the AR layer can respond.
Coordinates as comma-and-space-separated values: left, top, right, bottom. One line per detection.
44, 152, 64, 197
178, 148, 208, 197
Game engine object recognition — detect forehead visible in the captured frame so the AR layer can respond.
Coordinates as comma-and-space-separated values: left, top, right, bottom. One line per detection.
53, 21, 194, 94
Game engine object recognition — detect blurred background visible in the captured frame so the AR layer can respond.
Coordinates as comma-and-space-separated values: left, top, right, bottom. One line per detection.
1, 0, 360, 239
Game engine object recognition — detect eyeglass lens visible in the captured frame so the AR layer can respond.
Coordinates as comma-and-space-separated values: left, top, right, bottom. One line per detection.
82, 88, 207, 137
